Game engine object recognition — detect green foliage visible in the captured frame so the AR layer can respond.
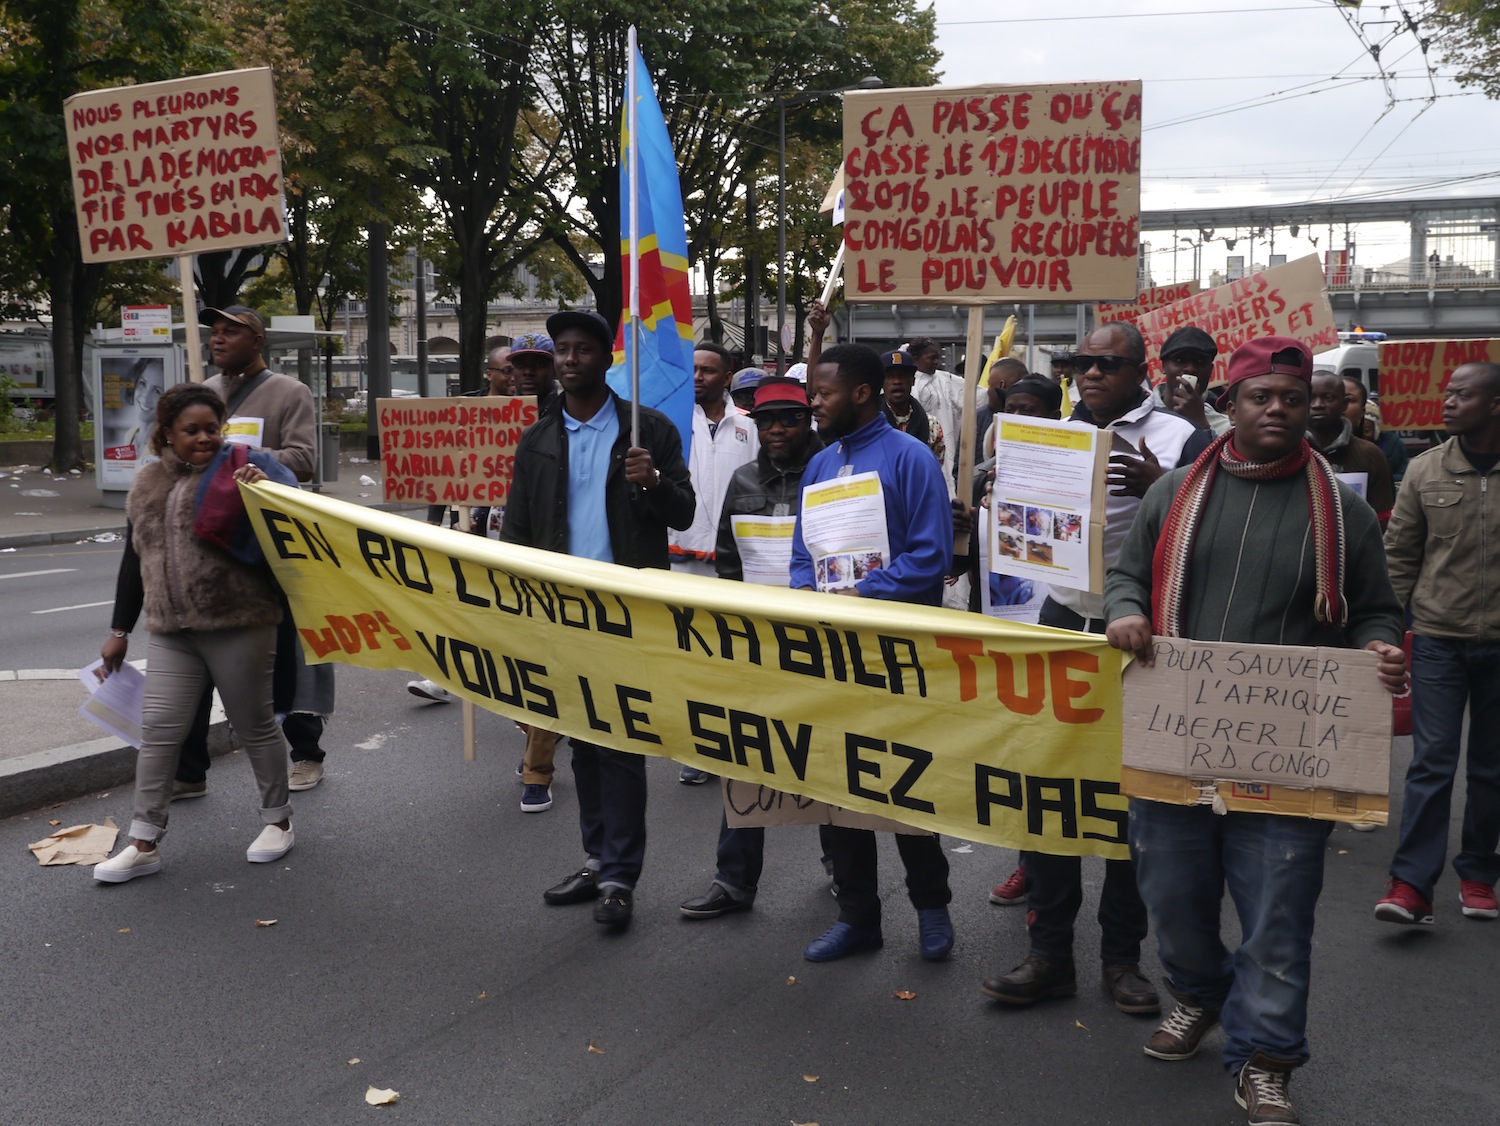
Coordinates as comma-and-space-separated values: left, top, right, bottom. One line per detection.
1431, 0, 1500, 98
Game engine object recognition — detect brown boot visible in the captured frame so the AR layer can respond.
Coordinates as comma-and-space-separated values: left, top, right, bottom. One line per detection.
1235, 1052, 1300, 1125
1101, 962, 1160, 1014
1143, 988, 1220, 1061
979, 954, 1076, 1005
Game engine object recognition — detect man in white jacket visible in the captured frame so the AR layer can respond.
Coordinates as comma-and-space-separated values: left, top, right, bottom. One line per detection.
669, 341, 758, 782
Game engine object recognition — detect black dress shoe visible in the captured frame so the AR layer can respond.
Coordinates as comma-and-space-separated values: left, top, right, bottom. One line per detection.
679, 884, 752, 919
594, 888, 633, 928
543, 866, 600, 905
1102, 962, 1161, 1014
979, 955, 1077, 1005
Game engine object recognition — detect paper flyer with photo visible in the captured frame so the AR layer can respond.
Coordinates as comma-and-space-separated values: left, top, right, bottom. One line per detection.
799, 471, 891, 593
1335, 472, 1368, 501
991, 416, 1109, 594
731, 514, 797, 586
978, 507, 1047, 623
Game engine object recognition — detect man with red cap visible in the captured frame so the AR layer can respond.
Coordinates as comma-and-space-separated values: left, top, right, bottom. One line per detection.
1104, 336, 1407, 1125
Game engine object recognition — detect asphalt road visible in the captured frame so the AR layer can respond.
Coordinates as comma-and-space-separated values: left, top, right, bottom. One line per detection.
2, 658, 1497, 1125
0, 541, 127, 669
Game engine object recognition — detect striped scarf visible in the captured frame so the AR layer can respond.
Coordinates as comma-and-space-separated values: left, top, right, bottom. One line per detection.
1150, 431, 1346, 637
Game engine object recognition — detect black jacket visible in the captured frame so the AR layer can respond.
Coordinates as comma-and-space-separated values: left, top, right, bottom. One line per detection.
713, 435, 823, 581
501, 391, 694, 569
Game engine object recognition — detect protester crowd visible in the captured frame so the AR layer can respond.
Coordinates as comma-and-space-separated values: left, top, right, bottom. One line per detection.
90, 298, 1499, 1126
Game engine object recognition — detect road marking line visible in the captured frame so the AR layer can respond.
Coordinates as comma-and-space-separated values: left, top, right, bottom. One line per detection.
0, 568, 76, 580
31, 600, 113, 615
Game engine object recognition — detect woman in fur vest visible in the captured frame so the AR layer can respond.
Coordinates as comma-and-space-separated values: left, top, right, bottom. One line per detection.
94, 383, 300, 883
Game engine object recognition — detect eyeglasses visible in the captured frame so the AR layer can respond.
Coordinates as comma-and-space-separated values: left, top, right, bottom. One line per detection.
1071, 354, 1137, 374
753, 409, 809, 430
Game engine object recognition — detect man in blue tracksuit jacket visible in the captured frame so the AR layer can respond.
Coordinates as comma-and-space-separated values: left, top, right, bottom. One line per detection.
790, 342, 956, 963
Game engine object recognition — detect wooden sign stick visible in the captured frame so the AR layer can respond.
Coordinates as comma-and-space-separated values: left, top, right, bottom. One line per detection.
954, 305, 986, 556
457, 505, 477, 763
180, 255, 204, 382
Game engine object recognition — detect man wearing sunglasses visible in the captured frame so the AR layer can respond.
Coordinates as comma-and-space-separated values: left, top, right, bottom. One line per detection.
678, 378, 827, 919
983, 321, 1212, 1017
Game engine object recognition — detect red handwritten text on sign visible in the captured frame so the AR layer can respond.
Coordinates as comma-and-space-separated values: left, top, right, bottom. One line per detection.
1377, 339, 1500, 430
379, 396, 540, 506
841, 82, 1143, 304
64, 67, 287, 263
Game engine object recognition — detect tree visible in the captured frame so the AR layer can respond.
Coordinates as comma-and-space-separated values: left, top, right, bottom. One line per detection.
1429, 0, 1500, 99
0, 0, 208, 469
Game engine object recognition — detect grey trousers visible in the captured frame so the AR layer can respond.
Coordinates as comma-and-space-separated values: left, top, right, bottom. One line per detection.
130, 626, 291, 842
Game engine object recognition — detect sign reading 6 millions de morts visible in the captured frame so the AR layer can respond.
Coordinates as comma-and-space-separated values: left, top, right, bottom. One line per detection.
64, 67, 287, 263
841, 81, 1143, 304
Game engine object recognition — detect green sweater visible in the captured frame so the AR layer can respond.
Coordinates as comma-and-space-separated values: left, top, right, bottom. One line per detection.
1105, 467, 1403, 649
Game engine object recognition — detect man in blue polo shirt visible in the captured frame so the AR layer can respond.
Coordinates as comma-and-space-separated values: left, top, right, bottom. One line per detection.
502, 309, 694, 930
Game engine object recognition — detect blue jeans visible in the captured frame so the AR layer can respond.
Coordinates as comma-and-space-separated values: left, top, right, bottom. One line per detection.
1130, 799, 1331, 1073
1389, 636, 1500, 900
570, 739, 648, 891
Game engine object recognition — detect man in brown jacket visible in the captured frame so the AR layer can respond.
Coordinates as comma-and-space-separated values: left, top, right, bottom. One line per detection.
1376, 361, 1500, 925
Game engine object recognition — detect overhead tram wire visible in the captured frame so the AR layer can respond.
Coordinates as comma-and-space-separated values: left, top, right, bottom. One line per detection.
937, 3, 1341, 25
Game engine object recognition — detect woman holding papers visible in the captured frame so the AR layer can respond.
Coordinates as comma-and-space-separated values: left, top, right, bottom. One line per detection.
93, 383, 299, 883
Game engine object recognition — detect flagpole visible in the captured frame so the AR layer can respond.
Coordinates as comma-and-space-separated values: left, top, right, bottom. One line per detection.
627, 26, 641, 447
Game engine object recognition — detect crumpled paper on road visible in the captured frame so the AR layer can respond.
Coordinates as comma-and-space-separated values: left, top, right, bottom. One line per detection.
29, 819, 118, 865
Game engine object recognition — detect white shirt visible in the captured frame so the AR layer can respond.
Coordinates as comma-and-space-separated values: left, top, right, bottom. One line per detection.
913, 367, 967, 491
669, 394, 759, 563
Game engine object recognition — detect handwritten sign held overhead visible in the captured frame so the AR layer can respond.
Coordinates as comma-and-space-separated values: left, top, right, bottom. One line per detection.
841, 82, 1142, 304
1094, 282, 1200, 329
379, 396, 538, 507
64, 67, 287, 263
1135, 256, 1337, 386
1377, 338, 1500, 430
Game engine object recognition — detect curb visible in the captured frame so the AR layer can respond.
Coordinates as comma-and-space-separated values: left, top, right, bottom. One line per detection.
0, 718, 237, 819
0, 524, 127, 549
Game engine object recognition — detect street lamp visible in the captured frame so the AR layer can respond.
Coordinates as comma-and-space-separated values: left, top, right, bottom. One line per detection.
776, 75, 882, 374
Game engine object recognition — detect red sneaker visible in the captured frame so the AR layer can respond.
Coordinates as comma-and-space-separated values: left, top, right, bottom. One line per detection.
989, 865, 1029, 906
1459, 880, 1499, 920
1374, 877, 1434, 925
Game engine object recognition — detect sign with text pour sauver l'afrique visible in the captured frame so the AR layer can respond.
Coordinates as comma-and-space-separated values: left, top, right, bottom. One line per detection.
841, 82, 1142, 303
64, 68, 286, 263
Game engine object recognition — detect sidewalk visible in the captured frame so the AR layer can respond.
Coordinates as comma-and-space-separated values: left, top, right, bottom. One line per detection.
0, 450, 426, 817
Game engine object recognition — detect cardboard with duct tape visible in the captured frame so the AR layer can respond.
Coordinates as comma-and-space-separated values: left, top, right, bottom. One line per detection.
1120, 639, 1392, 825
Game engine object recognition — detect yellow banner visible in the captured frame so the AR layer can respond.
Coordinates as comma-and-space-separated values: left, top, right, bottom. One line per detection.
242, 482, 1130, 859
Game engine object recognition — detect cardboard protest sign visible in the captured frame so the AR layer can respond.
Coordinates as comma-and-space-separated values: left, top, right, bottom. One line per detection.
1094, 282, 1199, 328
242, 481, 1133, 857
1135, 256, 1338, 385
1121, 639, 1393, 825
1377, 338, 1500, 430
723, 780, 928, 835
65, 68, 287, 263
378, 396, 538, 507
841, 81, 1142, 303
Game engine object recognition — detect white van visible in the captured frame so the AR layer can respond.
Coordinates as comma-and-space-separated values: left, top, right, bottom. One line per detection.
1312, 332, 1382, 394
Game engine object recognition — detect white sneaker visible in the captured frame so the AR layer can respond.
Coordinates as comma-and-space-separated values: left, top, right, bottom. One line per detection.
94, 844, 162, 883
407, 678, 453, 703
247, 824, 295, 863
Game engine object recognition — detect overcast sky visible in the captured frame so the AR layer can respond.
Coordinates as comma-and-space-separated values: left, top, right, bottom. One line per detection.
927, 0, 1500, 277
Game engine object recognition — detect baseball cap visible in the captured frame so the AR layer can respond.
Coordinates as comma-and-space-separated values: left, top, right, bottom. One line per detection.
1226, 336, 1314, 389
750, 379, 809, 413
785, 362, 809, 383
545, 309, 614, 351
199, 305, 264, 333
730, 367, 764, 393
1005, 376, 1064, 414
509, 332, 554, 358
1161, 326, 1218, 359
881, 349, 916, 370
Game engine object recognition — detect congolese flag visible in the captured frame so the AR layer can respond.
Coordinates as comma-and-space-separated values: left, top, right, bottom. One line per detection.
607, 43, 695, 454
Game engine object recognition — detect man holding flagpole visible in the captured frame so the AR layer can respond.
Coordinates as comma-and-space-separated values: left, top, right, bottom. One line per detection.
502, 309, 694, 930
